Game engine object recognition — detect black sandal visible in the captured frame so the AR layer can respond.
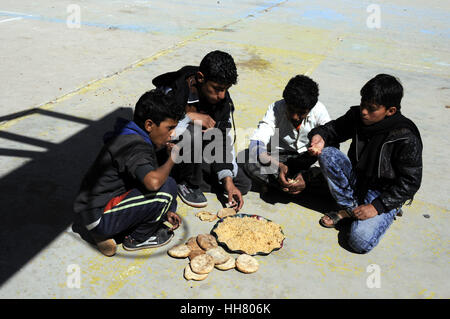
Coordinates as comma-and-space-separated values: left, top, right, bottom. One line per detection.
319, 209, 354, 228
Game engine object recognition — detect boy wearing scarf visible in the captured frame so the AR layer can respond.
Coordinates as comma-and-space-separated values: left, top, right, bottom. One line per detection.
73, 90, 184, 256
308, 74, 422, 253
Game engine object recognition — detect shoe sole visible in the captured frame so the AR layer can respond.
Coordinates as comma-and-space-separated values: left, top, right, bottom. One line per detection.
95, 238, 117, 257
177, 194, 208, 208
122, 233, 174, 251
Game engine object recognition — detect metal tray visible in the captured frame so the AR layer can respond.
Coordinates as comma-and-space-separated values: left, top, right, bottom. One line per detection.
210, 213, 285, 256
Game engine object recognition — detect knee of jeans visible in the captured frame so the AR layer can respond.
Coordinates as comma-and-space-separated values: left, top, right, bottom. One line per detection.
318, 147, 339, 165
347, 224, 375, 254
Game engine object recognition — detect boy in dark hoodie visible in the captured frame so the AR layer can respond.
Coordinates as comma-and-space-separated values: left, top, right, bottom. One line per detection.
308, 74, 422, 253
73, 89, 184, 256
152, 50, 251, 210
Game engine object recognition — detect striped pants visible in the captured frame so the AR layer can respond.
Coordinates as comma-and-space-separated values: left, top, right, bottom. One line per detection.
92, 177, 178, 242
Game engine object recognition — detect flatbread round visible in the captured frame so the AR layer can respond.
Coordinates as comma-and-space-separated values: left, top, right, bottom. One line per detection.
167, 244, 191, 258
217, 207, 236, 219
188, 249, 205, 261
190, 254, 215, 274
196, 211, 218, 222
206, 246, 229, 265
215, 256, 235, 271
236, 254, 259, 274
186, 237, 203, 251
196, 234, 218, 250
184, 264, 208, 281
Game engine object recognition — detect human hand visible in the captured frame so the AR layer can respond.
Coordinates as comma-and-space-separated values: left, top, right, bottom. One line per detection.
308, 134, 325, 156
278, 163, 291, 191
286, 173, 306, 195
189, 112, 216, 130
223, 177, 243, 211
166, 211, 182, 230
352, 204, 378, 220
166, 141, 180, 162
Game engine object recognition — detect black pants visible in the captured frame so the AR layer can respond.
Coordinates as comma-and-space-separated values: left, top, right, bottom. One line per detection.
243, 149, 327, 192
91, 177, 178, 242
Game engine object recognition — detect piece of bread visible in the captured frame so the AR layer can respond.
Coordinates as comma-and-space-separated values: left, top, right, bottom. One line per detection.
206, 246, 229, 265
236, 254, 259, 274
184, 264, 208, 281
167, 244, 191, 258
196, 211, 218, 222
188, 249, 205, 261
215, 256, 235, 271
190, 254, 215, 274
196, 234, 218, 250
217, 207, 236, 219
186, 237, 203, 251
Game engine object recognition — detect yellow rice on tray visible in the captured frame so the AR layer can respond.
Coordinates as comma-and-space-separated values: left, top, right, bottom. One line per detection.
213, 216, 285, 255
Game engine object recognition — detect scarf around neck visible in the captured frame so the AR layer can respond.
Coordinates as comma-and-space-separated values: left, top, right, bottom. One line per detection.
350, 105, 422, 200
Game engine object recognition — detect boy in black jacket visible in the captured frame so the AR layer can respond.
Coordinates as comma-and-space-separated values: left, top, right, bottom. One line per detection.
152, 50, 251, 210
73, 90, 184, 256
308, 74, 422, 253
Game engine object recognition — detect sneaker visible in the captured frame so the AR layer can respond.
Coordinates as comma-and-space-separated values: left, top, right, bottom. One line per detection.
122, 227, 174, 251
177, 183, 208, 208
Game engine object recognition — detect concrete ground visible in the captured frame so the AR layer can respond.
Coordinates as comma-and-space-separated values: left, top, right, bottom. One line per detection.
0, 0, 448, 299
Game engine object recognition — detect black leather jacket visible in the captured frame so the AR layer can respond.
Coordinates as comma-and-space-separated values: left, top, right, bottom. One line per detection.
309, 106, 423, 214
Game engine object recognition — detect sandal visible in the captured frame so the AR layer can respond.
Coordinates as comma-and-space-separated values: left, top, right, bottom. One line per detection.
319, 209, 354, 228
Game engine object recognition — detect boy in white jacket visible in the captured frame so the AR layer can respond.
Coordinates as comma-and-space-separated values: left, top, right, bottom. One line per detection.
245, 75, 332, 195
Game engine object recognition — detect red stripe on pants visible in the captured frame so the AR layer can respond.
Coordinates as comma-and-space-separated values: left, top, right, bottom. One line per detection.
103, 190, 132, 213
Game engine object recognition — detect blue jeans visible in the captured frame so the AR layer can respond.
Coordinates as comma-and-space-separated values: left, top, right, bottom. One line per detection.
318, 147, 400, 253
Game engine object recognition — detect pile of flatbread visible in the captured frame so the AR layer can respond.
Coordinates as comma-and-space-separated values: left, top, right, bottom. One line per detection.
168, 233, 259, 281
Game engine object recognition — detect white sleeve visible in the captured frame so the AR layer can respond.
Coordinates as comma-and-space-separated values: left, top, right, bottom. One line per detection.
250, 102, 276, 146
314, 101, 332, 125
217, 117, 238, 182
173, 114, 192, 138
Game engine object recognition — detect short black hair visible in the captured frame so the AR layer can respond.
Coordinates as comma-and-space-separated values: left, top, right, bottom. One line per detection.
133, 89, 185, 129
199, 50, 238, 85
282, 75, 319, 113
360, 74, 403, 110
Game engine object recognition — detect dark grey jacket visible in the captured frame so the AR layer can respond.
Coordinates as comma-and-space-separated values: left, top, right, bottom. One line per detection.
309, 106, 423, 214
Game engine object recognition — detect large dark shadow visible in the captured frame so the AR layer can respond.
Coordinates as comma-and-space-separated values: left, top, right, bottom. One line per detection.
0, 107, 133, 286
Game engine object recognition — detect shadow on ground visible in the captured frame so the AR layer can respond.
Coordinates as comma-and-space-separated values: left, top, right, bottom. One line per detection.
0, 106, 132, 286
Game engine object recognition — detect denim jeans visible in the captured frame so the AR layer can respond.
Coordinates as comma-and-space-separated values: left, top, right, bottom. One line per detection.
318, 147, 400, 253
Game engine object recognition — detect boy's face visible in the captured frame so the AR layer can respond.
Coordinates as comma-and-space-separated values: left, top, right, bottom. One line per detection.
360, 102, 396, 125
145, 118, 178, 149
286, 104, 310, 128
197, 72, 231, 105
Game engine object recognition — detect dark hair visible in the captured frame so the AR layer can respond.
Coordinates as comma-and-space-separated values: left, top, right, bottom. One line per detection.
360, 74, 403, 110
282, 75, 319, 112
133, 89, 185, 129
199, 50, 238, 85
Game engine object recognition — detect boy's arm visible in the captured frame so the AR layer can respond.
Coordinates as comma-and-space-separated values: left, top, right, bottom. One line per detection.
248, 102, 278, 164
308, 106, 358, 146
123, 139, 176, 192
251, 101, 277, 147
141, 154, 176, 191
